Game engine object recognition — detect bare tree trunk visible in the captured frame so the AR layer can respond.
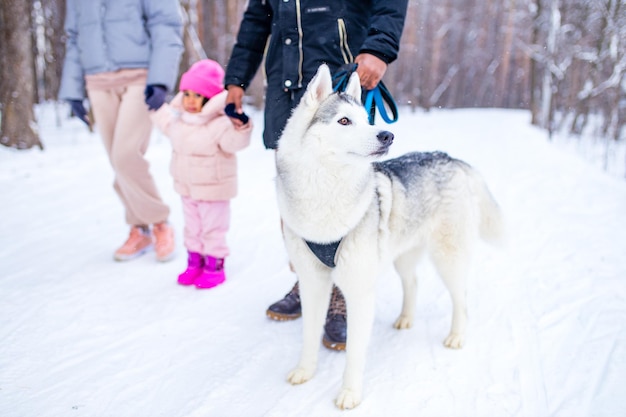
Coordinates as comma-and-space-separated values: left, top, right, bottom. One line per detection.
177, 0, 206, 90
199, 0, 265, 107
0, 0, 42, 150
427, 6, 447, 107
529, 0, 542, 125
497, 0, 515, 107
39, 0, 65, 102
538, 0, 560, 137
414, 0, 432, 110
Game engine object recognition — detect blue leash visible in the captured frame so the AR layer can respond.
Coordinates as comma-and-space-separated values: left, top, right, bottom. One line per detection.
332, 63, 398, 125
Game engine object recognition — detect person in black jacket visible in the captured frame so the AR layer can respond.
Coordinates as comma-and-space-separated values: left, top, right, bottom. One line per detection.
224, 0, 408, 351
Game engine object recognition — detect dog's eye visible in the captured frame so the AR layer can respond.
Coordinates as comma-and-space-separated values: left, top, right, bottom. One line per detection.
338, 117, 351, 126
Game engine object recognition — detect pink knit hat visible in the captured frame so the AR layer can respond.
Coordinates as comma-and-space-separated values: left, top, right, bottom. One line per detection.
179, 59, 225, 99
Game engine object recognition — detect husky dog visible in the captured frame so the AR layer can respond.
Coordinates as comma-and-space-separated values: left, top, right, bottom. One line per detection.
275, 64, 503, 409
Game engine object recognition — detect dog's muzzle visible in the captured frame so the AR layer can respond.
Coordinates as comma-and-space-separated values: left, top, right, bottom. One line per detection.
373, 131, 394, 155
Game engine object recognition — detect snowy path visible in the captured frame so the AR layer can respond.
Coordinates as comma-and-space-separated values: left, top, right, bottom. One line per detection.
1, 107, 625, 417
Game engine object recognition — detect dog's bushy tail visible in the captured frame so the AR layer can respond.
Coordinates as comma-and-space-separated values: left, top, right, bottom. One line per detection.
469, 170, 505, 245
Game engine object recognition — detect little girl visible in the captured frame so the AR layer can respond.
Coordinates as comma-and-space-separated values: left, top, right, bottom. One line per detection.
151, 59, 252, 289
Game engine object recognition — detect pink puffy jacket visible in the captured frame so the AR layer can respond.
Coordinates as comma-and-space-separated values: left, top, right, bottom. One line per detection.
151, 90, 252, 201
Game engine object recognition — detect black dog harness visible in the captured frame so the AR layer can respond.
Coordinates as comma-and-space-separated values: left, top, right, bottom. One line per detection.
302, 182, 388, 269
304, 239, 342, 268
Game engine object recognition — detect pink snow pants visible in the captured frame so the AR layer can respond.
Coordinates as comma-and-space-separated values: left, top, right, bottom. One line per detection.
181, 196, 230, 258
86, 70, 169, 226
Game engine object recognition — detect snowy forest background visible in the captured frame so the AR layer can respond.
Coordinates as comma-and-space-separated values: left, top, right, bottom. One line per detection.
0, 0, 625, 177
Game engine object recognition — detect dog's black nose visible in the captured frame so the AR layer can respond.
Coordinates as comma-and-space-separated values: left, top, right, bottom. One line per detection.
377, 131, 394, 145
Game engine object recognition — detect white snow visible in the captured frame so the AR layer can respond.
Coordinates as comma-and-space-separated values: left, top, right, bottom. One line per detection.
1, 105, 625, 417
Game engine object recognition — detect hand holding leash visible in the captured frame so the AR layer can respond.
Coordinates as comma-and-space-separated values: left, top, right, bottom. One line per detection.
332, 62, 398, 125
354, 53, 387, 90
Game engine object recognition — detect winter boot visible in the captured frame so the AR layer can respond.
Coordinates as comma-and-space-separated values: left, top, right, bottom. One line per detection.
322, 285, 347, 351
194, 256, 226, 289
266, 282, 302, 321
113, 225, 153, 261
177, 251, 204, 286
153, 222, 175, 262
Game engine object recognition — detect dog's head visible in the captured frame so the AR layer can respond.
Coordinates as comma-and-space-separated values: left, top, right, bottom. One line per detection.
279, 64, 394, 162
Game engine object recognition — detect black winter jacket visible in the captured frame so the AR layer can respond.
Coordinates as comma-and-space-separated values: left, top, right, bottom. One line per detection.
224, 0, 407, 148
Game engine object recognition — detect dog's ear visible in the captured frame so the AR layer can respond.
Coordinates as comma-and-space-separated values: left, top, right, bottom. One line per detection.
304, 64, 333, 107
345, 71, 362, 101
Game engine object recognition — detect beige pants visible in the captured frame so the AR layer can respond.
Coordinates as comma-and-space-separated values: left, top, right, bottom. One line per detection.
86, 70, 169, 226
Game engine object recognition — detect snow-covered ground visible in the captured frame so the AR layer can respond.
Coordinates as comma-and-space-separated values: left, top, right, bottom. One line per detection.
1, 105, 625, 417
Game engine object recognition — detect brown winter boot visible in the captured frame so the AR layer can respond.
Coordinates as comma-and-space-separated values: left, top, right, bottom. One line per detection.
322, 285, 347, 351
266, 282, 302, 321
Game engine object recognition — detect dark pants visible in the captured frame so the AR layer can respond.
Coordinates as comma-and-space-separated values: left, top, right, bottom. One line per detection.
263, 85, 307, 149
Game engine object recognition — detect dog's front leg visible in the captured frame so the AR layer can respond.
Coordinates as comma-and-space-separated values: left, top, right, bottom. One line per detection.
334, 272, 377, 409
287, 265, 333, 385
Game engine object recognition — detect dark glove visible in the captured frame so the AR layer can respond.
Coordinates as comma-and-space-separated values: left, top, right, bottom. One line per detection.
224, 103, 249, 124
144, 84, 167, 111
68, 99, 90, 126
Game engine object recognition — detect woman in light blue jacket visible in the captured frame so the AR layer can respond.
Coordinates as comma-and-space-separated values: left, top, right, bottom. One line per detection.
59, 0, 184, 262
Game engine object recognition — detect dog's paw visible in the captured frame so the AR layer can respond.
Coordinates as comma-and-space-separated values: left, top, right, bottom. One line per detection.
335, 388, 362, 409
393, 315, 413, 329
287, 367, 314, 385
443, 333, 465, 349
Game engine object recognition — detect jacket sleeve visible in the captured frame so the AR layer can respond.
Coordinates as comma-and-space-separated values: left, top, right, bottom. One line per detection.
58, 0, 85, 100
223, 0, 273, 90
217, 117, 253, 154
358, 0, 408, 64
150, 104, 176, 136
144, 1, 184, 91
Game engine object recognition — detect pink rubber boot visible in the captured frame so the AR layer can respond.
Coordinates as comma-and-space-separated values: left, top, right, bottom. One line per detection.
177, 251, 204, 286
195, 256, 225, 289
